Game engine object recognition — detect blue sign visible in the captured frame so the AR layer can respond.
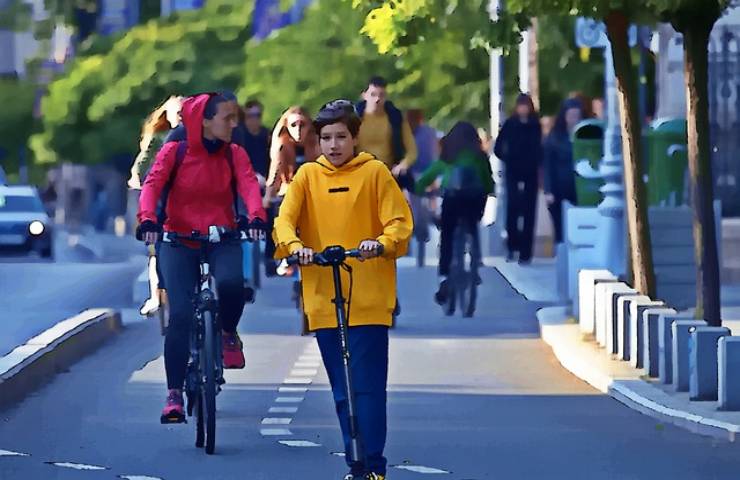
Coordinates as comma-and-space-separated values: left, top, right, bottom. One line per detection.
575, 17, 638, 49
252, 0, 313, 40
173, 0, 204, 11
99, 0, 139, 35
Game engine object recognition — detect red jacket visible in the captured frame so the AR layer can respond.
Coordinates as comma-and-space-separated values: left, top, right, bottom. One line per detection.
138, 94, 267, 235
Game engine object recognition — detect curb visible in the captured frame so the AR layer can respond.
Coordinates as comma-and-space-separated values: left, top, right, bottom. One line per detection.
537, 306, 740, 442
0, 309, 122, 410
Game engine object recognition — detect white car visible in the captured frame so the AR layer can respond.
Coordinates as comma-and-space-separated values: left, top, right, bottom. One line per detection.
0, 185, 53, 258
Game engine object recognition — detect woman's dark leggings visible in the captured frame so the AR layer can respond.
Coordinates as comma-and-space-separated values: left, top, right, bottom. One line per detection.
439, 194, 486, 277
159, 242, 245, 389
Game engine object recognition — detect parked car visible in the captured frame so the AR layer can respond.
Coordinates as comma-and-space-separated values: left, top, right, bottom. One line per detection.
0, 185, 53, 258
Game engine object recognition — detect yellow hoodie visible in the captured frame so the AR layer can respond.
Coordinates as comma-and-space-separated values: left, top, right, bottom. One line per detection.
273, 152, 413, 330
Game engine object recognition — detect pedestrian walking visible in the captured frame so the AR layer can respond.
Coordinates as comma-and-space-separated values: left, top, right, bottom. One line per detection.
494, 93, 543, 264
543, 98, 583, 243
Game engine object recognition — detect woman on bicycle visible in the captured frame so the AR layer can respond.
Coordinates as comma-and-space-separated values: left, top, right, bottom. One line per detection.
136, 93, 267, 423
273, 100, 413, 480
263, 106, 320, 276
415, 121, 494, 305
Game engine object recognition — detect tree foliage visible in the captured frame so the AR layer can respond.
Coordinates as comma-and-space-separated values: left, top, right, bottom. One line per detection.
32, 0, 254, 166
0, 79, 37, 176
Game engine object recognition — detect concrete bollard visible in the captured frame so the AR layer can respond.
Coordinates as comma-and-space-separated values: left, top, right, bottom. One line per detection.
616, 295, 651, 361
718, 337, 740, 411
689, 326, 731, 401
659, 313, 694, 384
629, 299, 664, 369
642, 307, 677, 378
597, 283, 636, 353
672, 320, 709, 391
578, 270, 618, 336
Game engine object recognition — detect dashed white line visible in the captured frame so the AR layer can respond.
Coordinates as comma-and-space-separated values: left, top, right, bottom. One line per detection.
262, 417, 292, 425
283, 377, 313, 385
260, 428, 292, 436
279, 386, 308, 393
393, 465, 451, 474
269, 407, 299, 414
279, 440, 321, 447
47, 462, 109, 471
276, 396, 304, 403
0, 449, 29, 457
331, 452, 346, 457
294, 362, 320, 368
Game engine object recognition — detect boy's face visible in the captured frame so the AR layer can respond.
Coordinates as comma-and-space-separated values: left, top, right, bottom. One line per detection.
319, 122, 357, 167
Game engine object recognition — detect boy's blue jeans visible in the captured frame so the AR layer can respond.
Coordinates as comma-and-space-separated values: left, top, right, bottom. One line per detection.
316, 325, 389, 476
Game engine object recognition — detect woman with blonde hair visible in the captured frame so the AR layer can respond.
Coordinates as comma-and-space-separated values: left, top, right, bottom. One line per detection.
129, 96, 182, 190
264, 106, 320, 277
129, 95, 181, 319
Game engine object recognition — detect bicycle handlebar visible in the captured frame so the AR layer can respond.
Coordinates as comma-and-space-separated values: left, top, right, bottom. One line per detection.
283, 245, 382, 267
162, 226, 250, 245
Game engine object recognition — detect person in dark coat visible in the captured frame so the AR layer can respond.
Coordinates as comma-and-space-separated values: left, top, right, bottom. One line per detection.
494, 94, 542, 264
543, 98, 583, 244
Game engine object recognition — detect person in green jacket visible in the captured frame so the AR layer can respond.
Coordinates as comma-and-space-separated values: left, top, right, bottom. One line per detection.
415, 121, 494, 304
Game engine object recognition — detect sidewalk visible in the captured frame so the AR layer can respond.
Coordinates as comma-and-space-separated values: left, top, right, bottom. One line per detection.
495, 258, 740, 441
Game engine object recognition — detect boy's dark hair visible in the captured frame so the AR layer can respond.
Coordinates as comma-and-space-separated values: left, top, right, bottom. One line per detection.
367, 76, 388, 89
313, 99, 361, 137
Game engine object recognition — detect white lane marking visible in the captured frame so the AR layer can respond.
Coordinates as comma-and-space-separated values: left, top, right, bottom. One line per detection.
119, 476, 164, 480
260, 428, 292, 436
290, 369, 318, 376
0, 449, 29, 457
270, 407, 299, 414
298, 355, 321, 362
279, 440, 321, 447
283, 377, 312, 385
47, 462, 109, 471
276, 397, 304, 403
393, 465, 451, 474
279, 386, 308, 393
262, 417, 292, 425
331, 452, 346, 457
294, 362, 320, 368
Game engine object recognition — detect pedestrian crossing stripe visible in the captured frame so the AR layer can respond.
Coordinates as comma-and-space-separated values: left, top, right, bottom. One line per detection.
393, 465, 451, 474
47, 462, 108, 471
276, 396, 304, 403
283, 377, 313, 384
270, 406, 299, 413
278, 440, 321, 447
0, 449, 29, 457
278, 386, 308, 393
260, 428, 292, 436
261, 417, 292, 425
290, 369, 318, 376
119, 476, 164, 480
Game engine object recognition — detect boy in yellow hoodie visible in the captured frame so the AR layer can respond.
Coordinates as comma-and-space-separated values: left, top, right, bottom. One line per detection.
273, 100, 413, 480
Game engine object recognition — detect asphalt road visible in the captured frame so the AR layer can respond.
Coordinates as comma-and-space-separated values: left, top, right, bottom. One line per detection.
1, 264, 740, 479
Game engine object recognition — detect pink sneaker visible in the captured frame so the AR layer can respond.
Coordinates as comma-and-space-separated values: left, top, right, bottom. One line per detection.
160, 389, 185, 424
222, 332, 245, 369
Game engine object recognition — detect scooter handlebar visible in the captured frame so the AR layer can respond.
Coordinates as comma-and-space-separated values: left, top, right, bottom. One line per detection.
283, 245, 382, 267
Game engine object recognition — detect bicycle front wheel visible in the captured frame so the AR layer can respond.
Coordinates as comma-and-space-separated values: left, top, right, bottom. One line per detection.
202, 310, 218, 455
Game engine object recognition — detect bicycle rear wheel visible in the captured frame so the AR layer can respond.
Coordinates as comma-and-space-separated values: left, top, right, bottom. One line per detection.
202, 310, 218, 455
461, 230, 479, 318
195, 390, 205, 448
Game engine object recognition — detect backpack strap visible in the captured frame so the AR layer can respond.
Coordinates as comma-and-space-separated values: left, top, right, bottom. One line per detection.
158, 141, 188, 224
385, 101, 406, 163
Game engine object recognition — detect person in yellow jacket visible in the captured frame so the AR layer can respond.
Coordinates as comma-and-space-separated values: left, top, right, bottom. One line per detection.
273, 99, 413, 480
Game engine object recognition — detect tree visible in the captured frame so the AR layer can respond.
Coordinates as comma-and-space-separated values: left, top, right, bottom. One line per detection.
32, 0, 254, 166
360, 0, 657, 297
0, 79, 37, 180
646, 0, 731, 326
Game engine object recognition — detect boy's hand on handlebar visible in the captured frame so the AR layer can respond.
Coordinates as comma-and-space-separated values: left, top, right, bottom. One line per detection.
296, 247, 315, 265
358, 239, 383, 261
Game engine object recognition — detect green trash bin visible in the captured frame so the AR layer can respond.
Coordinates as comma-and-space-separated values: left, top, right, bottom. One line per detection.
645, 118, 688, 206
571, 119, 605, 206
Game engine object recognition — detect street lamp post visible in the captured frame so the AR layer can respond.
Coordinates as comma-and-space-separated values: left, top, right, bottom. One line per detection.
575, 19, 627, 277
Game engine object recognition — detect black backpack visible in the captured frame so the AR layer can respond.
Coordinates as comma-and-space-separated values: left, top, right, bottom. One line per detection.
156, 141, 239, 223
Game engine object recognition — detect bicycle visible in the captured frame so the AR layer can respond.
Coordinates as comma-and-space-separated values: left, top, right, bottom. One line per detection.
285, 245, 381, 466
161, 226, 250, 455
443, 217, 481, 318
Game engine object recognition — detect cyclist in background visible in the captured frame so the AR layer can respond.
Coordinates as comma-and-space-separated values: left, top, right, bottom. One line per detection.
136, 93, 266, 423
415, 121, 494, 305
273, 100, 413, 480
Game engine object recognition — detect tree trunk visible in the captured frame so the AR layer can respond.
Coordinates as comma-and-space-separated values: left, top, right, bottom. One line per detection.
605, 11, 656, 298
680, 21, 722, 326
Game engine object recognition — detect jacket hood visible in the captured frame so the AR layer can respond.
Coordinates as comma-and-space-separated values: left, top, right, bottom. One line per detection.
180, 94, 211, 153
315, 152, 376, 174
